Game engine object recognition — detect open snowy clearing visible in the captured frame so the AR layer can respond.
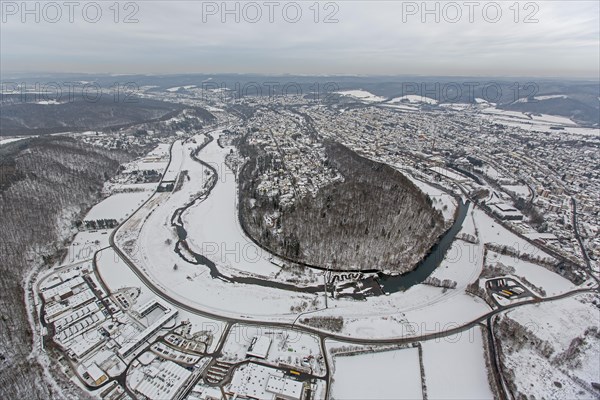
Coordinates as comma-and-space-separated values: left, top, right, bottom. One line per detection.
486, 251, 577, 296
0, 136, 30, 146
459, 204, 478, 238
498, 293, 600, 399
84, 192, 152, 222
162, 140, 184, 181
337, 90, 386, 102
481, 107, 577, 126
430, 166, 468, 182
388, 95, 438, 105
121, 143, 170, 172
473, 208, 554, 261
422, 326, 494, 400
64, 230, 111, 264
330, 346, 423, 400
439, 102, 473, 111
319, 288, 490, 340
428, 239, 482, 286
502, 184, 531, 198
478, 106, 599, 137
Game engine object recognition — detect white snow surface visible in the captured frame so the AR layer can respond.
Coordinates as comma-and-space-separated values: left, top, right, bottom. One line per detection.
388, 95, 438, 105
0, 137, 29, 145
499, 294, 600, 399
422, 326, 494, 400
486, 251, 577, 296
84, 191, 152, 221
473, 208, 554, 261
330, 347, 423, 400
337, 90, 386, 103
182, 139, 281, 277
113, 129, 492, 337
402, 172, 457, 223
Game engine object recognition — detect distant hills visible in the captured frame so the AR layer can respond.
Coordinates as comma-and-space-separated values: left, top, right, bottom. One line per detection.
497, 96, 599, 126
0, 96, 182, 136
2, 74, 598, 134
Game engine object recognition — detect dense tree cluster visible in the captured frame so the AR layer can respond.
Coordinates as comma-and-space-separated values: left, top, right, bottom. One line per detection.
239, 139, 445, 274
302, 316, 344, 332
423, 276, 457, 289
77, 219, 119, 230
0, 136, 134, 399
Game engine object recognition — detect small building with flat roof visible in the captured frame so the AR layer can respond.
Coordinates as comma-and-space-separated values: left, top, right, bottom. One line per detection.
246, 336, 272, 359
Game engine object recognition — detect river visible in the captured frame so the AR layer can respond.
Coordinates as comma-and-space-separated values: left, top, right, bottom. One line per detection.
173, 133, 470, 296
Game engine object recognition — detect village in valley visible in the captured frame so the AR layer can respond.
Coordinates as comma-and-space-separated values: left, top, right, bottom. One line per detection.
21, 82, 599, 400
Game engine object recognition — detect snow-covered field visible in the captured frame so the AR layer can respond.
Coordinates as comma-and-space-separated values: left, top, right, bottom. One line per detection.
182, 139, 282, 277
479, 106, 599, 137
497, 293, 600, 399
429, 166, 468, 182
162, 140, 184, 181
388, 95, 438, 105
486, 251, 577, 296
481, 107, 576, 126
35, 99, 62, 105
439, 102, 473, 111
425, 203, 482, 288
325, 288, 490, 340
429, 239, 482, 286
460, 204, 478, 238
0, 136, 29, 146
84, 192, 152, 222
166, 86, 196, 92
473, 208, 554, 261
330, 347, 423, 400
422, 326, 494, 400
64, 230, 111, 264
337, 90, 386, 103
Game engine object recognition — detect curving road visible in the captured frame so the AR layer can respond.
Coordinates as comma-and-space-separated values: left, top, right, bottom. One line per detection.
95, 123, 598, 400
103, 125, 597, 341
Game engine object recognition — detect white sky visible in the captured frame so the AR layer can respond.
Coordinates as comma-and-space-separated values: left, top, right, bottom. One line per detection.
1, 1, 598, 77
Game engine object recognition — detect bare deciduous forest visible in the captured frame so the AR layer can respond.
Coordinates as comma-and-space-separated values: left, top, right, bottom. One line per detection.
0, 137, 136, 399
239, 139, 445, 274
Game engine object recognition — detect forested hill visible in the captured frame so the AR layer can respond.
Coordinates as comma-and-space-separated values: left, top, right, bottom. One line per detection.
0, 97, 184, 136
239, 140, 446, 274
0, 136, 135, 399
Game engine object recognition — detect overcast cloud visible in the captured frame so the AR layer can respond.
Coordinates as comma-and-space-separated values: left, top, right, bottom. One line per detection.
1, 1, 598, 77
